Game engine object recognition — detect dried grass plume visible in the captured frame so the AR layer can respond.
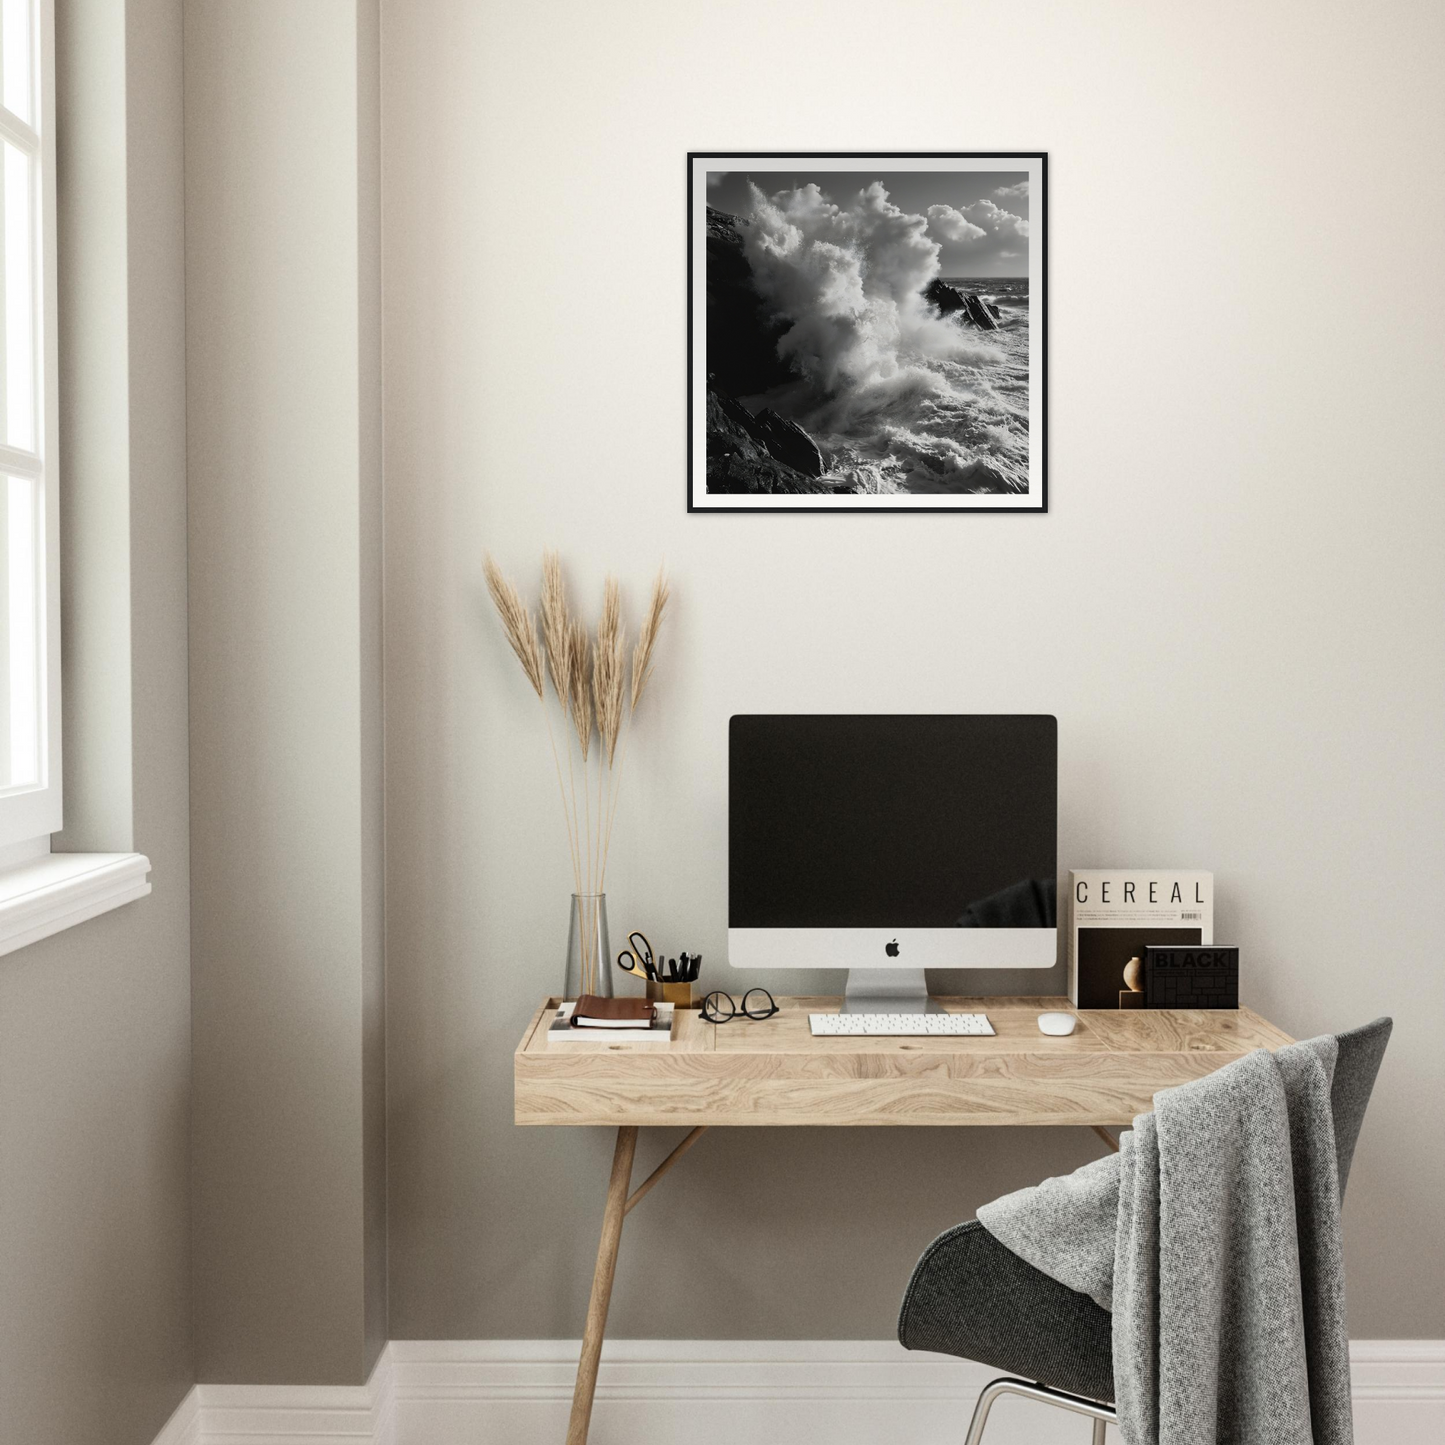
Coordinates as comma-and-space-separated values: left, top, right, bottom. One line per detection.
540, 550, 572, 708
593, 577, 625, 765
631, 568, 670, 711
483, 554, 544, 699
567, 617, 593, 761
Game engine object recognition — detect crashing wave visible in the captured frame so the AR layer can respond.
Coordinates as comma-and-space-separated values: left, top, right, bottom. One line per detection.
730, 180, 1029, 496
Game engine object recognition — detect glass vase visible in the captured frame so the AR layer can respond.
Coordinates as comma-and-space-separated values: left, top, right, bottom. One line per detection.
564, 893, 612, 1001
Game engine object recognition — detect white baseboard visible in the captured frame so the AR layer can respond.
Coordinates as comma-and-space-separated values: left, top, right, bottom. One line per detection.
150, 1385, 200, 1445
149, 1353, 394, 1445
150, 1339, 1445, 1445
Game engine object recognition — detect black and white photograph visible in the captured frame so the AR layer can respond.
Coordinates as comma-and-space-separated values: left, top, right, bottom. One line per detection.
689, 153, 1046, 512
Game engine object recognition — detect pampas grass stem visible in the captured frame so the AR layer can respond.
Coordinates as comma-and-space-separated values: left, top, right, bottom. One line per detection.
483, 555, 544, 699
484, 554, 669, 976
631, 567, 670, 711
600, 568, 668, 888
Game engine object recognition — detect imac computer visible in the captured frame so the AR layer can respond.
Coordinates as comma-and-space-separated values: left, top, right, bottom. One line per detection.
728, 714, 1058, 1013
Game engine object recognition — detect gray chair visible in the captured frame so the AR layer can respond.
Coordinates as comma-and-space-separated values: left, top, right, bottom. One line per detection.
898, 1018, 1392, 1443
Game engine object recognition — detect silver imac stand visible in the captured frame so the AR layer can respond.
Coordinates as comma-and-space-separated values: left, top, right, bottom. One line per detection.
840, 967, 941, 1014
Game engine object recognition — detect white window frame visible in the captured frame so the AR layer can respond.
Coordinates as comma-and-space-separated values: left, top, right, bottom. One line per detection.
0, 0, 150, 955
0, 0, 59, 854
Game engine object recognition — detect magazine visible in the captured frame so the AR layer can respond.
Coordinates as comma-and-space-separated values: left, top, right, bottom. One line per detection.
1068, 870, 1213, 1009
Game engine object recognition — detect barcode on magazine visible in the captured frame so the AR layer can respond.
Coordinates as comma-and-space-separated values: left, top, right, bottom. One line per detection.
1181, 911, 1203, 920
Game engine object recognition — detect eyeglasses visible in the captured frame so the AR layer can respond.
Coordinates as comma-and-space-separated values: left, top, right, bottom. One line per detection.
701, 988, 779, 1023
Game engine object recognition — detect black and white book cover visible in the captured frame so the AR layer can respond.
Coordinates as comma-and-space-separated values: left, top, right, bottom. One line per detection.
1068, 870, 1213, 1009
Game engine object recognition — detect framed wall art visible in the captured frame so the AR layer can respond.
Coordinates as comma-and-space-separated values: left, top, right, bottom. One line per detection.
688, 152, 1047, 513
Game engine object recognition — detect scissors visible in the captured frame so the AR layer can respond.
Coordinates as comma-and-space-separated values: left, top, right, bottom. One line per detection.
616, 930, 657, 982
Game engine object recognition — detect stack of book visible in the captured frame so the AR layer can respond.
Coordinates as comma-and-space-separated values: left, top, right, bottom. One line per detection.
1068, 869, 1214, 1009
546, 998, 676, 1045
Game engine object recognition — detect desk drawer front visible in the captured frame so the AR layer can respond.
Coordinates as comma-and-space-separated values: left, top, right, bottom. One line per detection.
514, 1049, 1249, 1127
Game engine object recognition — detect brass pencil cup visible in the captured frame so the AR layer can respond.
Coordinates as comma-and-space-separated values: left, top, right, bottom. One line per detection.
647, 979, 693, 1009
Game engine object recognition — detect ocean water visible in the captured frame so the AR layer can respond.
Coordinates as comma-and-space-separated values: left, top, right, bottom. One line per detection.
733, 183, 1033, 496
741, 278, 1031, 496
830, 276, 1031, 496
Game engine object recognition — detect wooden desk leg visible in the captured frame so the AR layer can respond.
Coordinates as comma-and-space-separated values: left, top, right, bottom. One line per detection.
625, 1126, 707, 1215
566, 1125, 638, 1445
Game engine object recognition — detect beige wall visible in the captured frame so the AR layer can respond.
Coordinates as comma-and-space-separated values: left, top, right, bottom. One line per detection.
0, 2, 193, 1443
186, 0, 385, 1386
382, 0, 1445, 1343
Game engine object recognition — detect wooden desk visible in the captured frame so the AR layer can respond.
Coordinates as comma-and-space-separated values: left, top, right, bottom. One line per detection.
514, 995, 1293, 1444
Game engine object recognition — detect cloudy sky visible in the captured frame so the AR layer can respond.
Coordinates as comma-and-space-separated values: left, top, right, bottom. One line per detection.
707, 169, 1031, 279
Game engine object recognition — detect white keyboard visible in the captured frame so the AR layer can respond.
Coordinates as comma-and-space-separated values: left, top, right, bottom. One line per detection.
808, 1012, 995, 1037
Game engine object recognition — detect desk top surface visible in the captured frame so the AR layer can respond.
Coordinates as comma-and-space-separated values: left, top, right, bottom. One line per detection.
514, 996, 1293, 1128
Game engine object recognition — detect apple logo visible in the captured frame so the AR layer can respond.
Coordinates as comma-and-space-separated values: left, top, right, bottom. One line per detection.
885, 939, 900, 957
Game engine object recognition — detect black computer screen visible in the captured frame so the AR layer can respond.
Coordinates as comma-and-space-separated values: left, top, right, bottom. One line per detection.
728, 715, 1057, 929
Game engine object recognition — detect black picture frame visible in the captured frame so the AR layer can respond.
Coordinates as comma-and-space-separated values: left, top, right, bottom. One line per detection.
688, 152, 1048, 514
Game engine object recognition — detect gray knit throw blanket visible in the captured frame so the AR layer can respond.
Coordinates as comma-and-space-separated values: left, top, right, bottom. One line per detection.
977, 1037, 1353, 1445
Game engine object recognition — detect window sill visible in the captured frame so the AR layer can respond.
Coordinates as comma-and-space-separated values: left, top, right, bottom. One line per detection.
0, 852, 152, 958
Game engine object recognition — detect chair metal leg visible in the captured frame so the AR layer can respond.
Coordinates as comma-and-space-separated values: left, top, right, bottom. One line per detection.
963, 1377, 1117, 1445
962, 1379, 1008, 1445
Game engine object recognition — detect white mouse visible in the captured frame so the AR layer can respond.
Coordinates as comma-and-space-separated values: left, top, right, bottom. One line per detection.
1037, 1011, 1078, 1036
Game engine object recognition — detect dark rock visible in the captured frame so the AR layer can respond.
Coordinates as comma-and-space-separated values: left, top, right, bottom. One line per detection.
705, 208, 795, 396
923, 278, 969, 316
752, 408, 824, 477
985, 300, 1002, 319
962, 293, 1000, 330
922, 277, 1000, 331
706, 387, 833, 494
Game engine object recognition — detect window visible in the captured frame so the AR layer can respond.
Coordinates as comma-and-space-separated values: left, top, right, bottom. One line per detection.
0, 0, 57, 855
0, 0, 149, 951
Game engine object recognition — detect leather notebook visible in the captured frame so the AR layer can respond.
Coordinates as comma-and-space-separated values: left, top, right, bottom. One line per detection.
571, 995, 657, 1029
